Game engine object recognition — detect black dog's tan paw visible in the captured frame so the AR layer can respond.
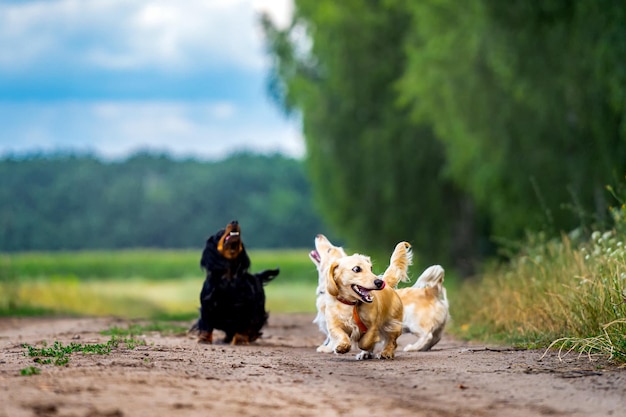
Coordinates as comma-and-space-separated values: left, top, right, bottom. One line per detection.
230, 333, 251, 345
198, 331, 213, 344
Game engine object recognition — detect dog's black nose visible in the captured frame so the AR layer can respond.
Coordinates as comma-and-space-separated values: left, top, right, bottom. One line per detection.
230, 220, 238, 226
374, 279, 384, 289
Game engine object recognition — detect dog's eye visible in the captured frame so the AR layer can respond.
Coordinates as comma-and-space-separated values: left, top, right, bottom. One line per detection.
352, 266, 362, 273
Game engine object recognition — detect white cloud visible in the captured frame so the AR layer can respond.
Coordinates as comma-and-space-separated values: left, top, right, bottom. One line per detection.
0, 0, 293, 72
0, 100, 304, 160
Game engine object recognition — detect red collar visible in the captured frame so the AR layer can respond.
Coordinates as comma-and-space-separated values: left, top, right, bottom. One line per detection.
335, 297, 368, 333
336, 296, 358, 306
352, 305, 368, 333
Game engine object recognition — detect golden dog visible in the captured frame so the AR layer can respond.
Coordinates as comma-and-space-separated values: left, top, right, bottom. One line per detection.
323, 242, 410, 360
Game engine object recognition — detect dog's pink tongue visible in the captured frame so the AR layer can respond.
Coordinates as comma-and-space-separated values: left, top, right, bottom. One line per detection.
360, 286, 371, 297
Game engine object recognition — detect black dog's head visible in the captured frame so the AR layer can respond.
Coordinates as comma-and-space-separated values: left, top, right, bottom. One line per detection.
217, 220, 244, 260
201, 220, 251, 274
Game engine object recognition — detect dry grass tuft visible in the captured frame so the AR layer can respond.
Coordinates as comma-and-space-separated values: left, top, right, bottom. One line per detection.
452, 230, 626, 362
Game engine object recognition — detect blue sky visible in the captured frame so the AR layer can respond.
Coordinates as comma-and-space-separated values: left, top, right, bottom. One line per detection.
0, 0, 303, 160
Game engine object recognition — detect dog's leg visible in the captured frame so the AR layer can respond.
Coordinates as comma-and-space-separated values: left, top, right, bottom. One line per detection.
356, 329, 378, 360
378, 320, 402, 359
378, 335, 399, 359
333, 335, 351, 354
313, 304, 333, 353
198, 330, 213, 344
231, 333, 251, 345
314, 295, 333, 352
403, 332, 432, 352
327, 322, 351, 354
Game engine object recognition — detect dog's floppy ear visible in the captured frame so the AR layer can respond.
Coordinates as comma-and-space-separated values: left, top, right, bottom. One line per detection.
326, 261, 340, 297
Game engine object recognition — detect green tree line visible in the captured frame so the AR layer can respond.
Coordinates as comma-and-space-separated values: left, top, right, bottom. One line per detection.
0, 152, 330, 251
262, 0, 625, 274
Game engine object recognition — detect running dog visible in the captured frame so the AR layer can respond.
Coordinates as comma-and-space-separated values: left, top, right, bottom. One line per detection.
323, 252, 404, 359
396, 264, 449, 351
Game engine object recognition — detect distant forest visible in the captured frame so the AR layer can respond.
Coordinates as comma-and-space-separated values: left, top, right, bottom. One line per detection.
0, 152, 331, 251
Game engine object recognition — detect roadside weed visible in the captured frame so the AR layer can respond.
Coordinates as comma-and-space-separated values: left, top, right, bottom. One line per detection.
20, 366, 41, 376
23, 336, 145, 367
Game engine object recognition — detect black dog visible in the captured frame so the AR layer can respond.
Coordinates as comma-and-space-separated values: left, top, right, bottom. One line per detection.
190, 221, 279, 344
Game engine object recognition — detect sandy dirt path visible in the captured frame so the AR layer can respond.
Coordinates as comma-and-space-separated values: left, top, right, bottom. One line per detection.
1, 314, 624, 417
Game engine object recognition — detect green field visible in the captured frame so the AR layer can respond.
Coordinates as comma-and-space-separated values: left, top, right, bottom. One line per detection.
0, 249, 320, 319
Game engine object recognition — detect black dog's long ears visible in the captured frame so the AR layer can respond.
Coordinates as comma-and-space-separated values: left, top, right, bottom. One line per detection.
255, 268, 280, 285
200, 229, 224, 270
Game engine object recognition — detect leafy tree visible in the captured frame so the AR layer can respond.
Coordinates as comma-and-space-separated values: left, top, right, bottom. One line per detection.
263, 0, 625, 273
398, 0, 626, 238
263, 0, 485, 270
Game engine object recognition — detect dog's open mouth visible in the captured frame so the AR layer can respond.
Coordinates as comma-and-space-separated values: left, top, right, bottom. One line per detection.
222, 231, 240, 250
218, 221, 243, 259
352, 285, 374, 303
224, 231, 239, 244
309, 250, 321, 264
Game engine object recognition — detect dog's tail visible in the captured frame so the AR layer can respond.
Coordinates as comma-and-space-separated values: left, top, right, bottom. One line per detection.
413, 265, 447, 303
256, 268, 280, 285
413, 264, 444, 288
381, 241, 413, 288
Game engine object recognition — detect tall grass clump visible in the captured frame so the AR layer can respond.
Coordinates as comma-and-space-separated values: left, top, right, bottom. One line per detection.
452, 174, 626, 363
453, 230, 626, 359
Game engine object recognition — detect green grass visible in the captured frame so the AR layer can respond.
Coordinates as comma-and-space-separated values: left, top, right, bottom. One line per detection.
0, 249, 319, 318
0, 248, 315, 282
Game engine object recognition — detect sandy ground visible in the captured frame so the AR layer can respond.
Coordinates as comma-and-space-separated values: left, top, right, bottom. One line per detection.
1, 314, 625, 417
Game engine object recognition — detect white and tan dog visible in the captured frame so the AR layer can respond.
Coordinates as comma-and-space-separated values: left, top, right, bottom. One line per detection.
396, 264, 449, 351
323, 252, 405, 359
309, 234, 347, 352
310, 235, 449, 353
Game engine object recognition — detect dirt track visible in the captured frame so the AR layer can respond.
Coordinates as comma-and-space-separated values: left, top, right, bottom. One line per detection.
1, 314, 625, 417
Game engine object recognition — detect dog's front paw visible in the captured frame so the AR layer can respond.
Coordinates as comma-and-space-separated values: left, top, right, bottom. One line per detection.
377, 350, 395, 360
334, 342, 351, 354
355, 351, 373, 360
